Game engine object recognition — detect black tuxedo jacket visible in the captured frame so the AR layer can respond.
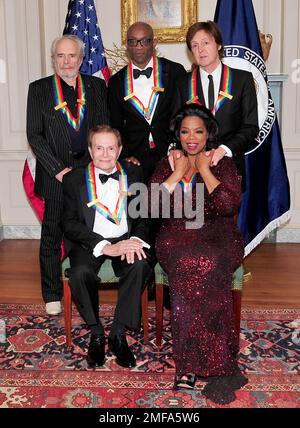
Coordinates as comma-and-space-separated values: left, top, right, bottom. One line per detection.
108, 58, 186, 168
62, 161, 150, 255
26, 74, 109, 199
178, 65, 259, 188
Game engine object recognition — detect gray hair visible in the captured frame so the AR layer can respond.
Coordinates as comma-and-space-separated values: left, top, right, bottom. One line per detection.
51, 35, 84, 65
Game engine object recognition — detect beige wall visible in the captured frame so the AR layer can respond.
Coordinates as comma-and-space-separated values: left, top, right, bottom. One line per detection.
0, 0, 299, 238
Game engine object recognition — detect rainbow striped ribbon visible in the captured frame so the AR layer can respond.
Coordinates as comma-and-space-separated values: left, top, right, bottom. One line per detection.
124, 56, 164, 120
85, 161, 128, 225
53, 73, 86, 131
187, 65, 233, 115
179, 173, 198, 193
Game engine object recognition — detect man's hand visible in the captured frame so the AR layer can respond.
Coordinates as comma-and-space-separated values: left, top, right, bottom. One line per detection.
210, 146, 226, 166
125, 156, 141, 166
102, 239, 146, 264
55, 167, 72, 183
123, 238, 147, 264
168, 150, 184, 172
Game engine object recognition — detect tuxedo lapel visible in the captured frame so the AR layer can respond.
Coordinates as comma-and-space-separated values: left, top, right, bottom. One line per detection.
46, 77, 71, 146
80, 181, 95, 230
218, 63, 225, 93
151, 59, 168, 121
214, 64, 233, 116
197, 68, 206, 107
121, 67, 147, 122
120, 161, 138, 234
83, 74, 93, 126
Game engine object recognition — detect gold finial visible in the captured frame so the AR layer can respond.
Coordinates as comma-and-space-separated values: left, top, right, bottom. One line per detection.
259, 31, 273, 61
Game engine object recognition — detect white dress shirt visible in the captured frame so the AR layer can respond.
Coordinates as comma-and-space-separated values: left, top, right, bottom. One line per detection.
132, 58, 158, 146
200, 63, 232, 157
92, 166, 150, 257
132, 57, 159, 123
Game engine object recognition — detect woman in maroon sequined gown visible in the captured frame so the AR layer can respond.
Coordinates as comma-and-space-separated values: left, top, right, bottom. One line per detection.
149, 105, 247, 404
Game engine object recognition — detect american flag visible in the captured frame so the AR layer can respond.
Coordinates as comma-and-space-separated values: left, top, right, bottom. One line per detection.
63, 0, 110, 82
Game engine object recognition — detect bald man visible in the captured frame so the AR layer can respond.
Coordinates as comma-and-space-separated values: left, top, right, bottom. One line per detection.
108, 22, 185, 307
108, 22, 186, 182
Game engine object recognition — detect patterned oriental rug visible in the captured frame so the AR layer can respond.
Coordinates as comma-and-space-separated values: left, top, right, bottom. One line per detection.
0, 304, 299, 409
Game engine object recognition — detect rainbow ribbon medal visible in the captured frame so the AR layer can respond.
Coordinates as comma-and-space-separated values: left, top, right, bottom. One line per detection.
124, 56, 164, 120
179, 173, 198, 193
85, 162, 128, 225
53, 73, 86, 131
187, 65, 233, 114
186, 68, 201, 106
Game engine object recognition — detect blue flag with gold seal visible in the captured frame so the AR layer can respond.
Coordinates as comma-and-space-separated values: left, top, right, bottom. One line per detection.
214, 0, 290, 256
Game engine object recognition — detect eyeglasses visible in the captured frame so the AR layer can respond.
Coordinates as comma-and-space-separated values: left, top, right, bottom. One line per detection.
127, 38, 153, 47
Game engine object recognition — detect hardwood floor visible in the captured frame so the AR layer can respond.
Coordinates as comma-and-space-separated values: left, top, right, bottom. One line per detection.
0, 240, 299, 308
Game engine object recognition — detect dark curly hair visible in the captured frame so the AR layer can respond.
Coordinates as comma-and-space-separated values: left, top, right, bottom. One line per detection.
169, 104, 219, 151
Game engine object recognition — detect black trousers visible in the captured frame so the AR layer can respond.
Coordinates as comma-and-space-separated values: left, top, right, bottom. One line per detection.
68, 244, 152, 331
40, 195, 64, 303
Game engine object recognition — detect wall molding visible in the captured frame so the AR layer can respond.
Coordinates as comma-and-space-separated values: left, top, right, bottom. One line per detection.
3, 225, 41, 239
276, 228, 300, 243
2, 225, 299, 244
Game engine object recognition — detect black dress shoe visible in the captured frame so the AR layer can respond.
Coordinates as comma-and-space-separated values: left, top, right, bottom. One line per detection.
87, 334, 106, 368
108, 334, 136, 368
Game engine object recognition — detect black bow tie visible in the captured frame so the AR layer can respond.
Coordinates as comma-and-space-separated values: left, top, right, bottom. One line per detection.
99, 170, 119, 184
133, 67, 153, 79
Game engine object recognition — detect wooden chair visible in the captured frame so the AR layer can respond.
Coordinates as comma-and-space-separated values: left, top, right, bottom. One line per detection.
62, 258, 150, 348
154, 263, 246, 347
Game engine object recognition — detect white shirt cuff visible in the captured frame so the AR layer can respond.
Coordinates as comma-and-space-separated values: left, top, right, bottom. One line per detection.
93, 240, 111, 257
130, 236, 151, 249
167, 142, 177, 155
220, 144, 233, 158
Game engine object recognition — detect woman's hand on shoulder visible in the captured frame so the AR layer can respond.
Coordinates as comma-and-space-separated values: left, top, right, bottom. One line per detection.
195, 150, 214, 173
174, 152, 189, 178
163, 152, 189, 193
168, 149, 184, 172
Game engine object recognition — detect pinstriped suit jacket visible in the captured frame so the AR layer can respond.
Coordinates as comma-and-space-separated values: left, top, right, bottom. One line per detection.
26, 73, 109, 199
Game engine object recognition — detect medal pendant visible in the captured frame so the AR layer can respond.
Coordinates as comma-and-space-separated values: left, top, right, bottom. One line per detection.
144, 108, 151, 120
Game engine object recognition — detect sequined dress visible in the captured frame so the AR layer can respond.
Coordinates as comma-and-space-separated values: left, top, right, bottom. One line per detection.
150, 157, 244, 378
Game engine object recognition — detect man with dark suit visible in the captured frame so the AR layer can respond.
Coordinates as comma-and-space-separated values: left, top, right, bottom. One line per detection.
26, 35, 109, 315
62, 125, 152, 368
172, 21, 259, 190
108, 21, 186, 183
108, 22, 185, 307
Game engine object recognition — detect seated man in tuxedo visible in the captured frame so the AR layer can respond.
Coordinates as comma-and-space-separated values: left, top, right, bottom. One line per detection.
62, 125, 152, 369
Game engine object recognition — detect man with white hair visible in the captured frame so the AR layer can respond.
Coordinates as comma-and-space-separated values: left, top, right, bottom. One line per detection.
26, 35, 109, 315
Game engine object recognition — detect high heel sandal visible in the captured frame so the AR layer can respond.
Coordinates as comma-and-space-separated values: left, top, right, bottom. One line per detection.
174, 373, 197, 390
